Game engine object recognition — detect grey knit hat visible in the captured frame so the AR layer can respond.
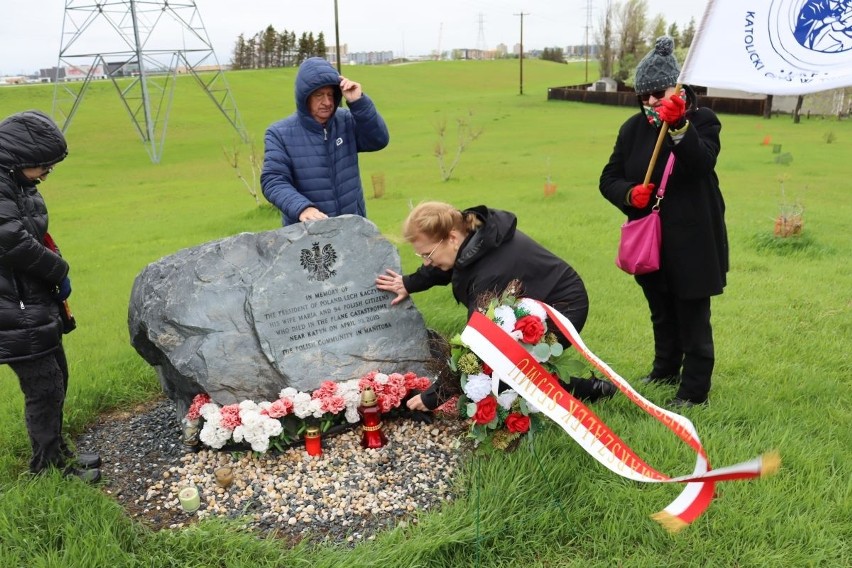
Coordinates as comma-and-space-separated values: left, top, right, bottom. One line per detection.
634, 36, 680, 95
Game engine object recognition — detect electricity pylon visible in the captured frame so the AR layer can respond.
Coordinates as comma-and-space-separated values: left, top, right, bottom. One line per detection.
53, 0, 248, 163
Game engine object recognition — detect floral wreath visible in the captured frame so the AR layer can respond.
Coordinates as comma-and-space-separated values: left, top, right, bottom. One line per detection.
448, 281, 588, 451
184, 371, 432, 453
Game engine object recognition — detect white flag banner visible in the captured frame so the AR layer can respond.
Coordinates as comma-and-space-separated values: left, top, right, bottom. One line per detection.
679, 0, 852, 95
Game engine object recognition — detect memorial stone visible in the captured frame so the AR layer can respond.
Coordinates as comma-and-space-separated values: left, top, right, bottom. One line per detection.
128, 216, 432, 417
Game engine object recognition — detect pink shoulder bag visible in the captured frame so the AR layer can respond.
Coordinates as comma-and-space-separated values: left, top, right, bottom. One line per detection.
615, 153, 675, 275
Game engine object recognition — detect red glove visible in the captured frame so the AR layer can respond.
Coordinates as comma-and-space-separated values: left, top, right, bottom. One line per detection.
657, 94, 686, 129
629, 183, 655, 208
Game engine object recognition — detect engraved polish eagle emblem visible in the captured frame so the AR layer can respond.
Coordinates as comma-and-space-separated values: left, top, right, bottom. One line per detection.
299, 242, 337, 281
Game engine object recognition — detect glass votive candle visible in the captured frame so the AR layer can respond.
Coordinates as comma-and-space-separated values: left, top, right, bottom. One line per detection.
304, 426, 322, 456
178, 485, 200, 513
214, 466, 234, 488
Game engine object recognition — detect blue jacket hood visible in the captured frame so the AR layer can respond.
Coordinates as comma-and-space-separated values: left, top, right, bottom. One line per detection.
294, 57, 343, 120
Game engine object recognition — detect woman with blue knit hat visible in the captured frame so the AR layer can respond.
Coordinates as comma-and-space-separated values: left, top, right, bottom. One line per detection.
599, 37, 729, 409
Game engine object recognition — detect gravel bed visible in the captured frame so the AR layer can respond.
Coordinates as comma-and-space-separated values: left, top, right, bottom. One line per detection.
75, 397, 467, 545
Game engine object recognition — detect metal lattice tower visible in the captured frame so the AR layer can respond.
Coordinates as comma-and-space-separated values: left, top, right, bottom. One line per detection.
52, 0, 248, 163
476, 13, 487, 58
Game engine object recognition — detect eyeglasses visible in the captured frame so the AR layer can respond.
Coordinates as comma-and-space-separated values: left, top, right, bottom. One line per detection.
640, 90, 668, 103
416, 239, 443, 262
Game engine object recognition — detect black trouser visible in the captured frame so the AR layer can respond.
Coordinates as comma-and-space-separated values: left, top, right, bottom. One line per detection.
9, 346, 70, 473
640, 286, 714, 403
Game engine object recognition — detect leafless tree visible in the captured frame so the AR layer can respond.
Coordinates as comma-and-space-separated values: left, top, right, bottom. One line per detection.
596, 1, 616, 79
434, 112, 483, 182
614, 0, 650, 83
223, 141, 262, 205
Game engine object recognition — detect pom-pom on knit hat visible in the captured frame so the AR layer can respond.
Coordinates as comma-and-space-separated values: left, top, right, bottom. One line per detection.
634, 36, 680, 95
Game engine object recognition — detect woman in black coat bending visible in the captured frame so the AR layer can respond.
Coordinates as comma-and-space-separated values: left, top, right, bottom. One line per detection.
0, 110, 100, 480
376, 201, 615, 411
599, 37, 729, 408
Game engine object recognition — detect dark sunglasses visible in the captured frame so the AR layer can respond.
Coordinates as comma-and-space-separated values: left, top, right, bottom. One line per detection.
640, 90, 668, 102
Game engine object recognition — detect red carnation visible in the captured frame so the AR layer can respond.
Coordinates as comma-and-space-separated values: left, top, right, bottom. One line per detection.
505, 412, 531, 433
514, 315, 546, 344
481, 363, 493, 376
472, 396, 498, 425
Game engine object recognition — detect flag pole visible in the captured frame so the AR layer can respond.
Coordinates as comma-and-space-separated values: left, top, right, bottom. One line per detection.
642, 0, 713, 186
642, 89, 678, 187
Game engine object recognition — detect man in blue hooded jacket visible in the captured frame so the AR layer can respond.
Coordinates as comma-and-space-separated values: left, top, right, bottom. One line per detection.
261, 57, 390, 226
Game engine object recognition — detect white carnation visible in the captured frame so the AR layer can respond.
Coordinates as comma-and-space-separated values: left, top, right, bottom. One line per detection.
310, 398, 325, 418
292, 392, 313, 419
345, 407, 361, 423
232, 408, 283, 453
517, 298, 548, 322
199, 402, 220, 420
497, 390, 518, 410
199, 419, 230, 449
493, 305, 517, 334
279, 387, 298, 400
464, 373, 493, 402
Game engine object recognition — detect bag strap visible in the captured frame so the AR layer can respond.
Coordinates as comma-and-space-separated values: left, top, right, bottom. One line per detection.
653, 153, 676, 208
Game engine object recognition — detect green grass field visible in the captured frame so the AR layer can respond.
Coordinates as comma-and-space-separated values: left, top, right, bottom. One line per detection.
0, 60, 849, 567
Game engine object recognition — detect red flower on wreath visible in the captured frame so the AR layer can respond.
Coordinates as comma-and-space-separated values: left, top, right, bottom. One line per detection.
514, 315, 545, 344
481, 362, 493, 376
472, 395, 498, 425
505, 412, 531, 433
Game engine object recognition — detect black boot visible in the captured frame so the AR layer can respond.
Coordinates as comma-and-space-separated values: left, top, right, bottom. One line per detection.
640, 374, 680, 385
75, 452, 102, 469
562, 376, 617, 403
63, 466, 101, 483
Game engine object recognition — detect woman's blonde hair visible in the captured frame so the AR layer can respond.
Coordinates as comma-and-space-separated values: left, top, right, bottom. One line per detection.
402, 202, 481, 242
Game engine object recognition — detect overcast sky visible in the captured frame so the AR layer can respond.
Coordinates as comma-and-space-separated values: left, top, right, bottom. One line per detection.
0, 1, 705, 75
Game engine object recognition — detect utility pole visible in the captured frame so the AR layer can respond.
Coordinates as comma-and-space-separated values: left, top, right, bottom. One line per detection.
514, 12, 529, 95
584, 0, 592, 83
334, 0, 342, 73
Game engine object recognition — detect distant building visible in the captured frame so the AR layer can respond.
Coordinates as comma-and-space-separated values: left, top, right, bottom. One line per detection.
63, 64, 106, 81
589, 77, 618, 92
349, 50, 394, 65
453, 48, 488, 60
564, 44, 601, 58
326, 44, 350, 66
39, 67, 65, 82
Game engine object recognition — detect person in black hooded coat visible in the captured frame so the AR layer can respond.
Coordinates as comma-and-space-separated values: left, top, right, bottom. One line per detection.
0, 110, 99, 480
376, 201, 615, 411
599, 37, 728, 408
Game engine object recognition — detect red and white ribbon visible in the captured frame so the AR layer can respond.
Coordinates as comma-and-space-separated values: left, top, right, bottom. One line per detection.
460, 302, 779, 532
